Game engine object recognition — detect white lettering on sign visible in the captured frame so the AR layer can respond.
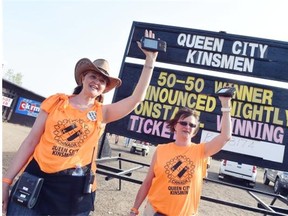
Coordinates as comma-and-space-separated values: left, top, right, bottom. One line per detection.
232, 41, 268, 58
186, 50, 254, 72
177, 33, 269, 73
19, 101, 40, 112
177, 34, 224, 52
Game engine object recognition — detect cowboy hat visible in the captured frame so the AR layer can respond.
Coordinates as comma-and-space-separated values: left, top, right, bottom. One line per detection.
74, 58, 122, 93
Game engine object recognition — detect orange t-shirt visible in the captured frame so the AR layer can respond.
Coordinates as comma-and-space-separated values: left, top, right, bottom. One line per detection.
33, 94, 103, 182
147, 142, 206, 216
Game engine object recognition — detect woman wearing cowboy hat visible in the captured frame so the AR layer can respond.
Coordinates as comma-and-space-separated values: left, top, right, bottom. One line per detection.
2, 30, 158, 216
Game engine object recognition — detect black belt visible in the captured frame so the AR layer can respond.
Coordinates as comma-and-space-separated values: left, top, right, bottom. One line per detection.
25, 158, 90, 176
55, 165, 90, 176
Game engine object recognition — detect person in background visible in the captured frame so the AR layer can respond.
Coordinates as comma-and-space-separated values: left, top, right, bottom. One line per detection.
130, 95, 232, 216
125, 137, 131, 148
2, 30, 158, 216
115, 135, 119, 144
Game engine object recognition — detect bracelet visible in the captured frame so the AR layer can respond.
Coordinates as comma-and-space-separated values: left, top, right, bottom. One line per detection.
2, 178, 13, 186
144, 64, 154, 70
221, 107, 231, 112
130, 207, 139, 215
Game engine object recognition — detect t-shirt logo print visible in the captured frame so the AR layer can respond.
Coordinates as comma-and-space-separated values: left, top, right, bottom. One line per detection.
54, 119, 90, 148
165, 155, 195, 185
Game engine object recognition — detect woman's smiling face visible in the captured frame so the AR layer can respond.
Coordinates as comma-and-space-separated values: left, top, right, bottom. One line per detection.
82, 71, 108, 96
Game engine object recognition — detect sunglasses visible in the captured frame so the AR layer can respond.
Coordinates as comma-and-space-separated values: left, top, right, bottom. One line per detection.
178, 121, 196, 128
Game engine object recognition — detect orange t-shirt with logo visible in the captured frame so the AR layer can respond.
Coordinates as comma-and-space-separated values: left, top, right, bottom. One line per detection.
33, 94, 103, 188
147, 142, 206, 216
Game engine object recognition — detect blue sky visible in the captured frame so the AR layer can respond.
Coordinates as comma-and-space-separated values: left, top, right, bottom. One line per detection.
3, 0, 288, 103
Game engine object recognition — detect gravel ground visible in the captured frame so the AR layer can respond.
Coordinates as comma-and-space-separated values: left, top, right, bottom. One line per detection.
2, 122, 288, 216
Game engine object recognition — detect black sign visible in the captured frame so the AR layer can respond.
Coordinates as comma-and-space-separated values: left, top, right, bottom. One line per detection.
106, 22, 288, 171
127, 22, 288, 82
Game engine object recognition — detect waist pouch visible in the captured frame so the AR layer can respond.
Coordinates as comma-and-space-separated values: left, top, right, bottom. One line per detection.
22, 158, 95, 215
12, 172, 44, 209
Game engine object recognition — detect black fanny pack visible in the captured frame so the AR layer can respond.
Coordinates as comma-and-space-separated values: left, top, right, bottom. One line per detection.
12, 172, 44, 209
19, 158, 95, 215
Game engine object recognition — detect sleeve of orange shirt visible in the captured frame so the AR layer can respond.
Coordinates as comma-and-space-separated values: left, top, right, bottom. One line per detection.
41, 93, 67, 113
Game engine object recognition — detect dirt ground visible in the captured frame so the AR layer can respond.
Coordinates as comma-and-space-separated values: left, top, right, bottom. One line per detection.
2, 122, 288, 216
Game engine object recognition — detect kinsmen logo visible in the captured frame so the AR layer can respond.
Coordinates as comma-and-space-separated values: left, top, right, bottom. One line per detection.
165, 155, 195, 185
53, 119, 90, 148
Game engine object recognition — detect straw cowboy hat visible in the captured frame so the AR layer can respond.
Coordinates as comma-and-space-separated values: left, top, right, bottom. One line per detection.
74, 58, 122, 93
